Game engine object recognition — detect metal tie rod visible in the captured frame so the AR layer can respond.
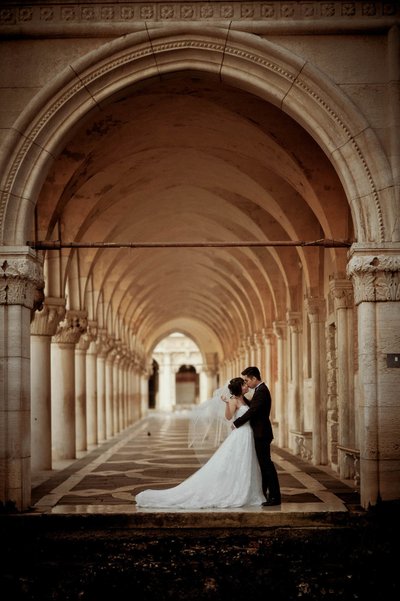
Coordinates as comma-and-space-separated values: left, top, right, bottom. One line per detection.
27, 239, 352, 250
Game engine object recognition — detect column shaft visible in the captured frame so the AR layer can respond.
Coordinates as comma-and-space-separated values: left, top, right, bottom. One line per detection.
0, 248, 43, 510
31, 335, 52, 470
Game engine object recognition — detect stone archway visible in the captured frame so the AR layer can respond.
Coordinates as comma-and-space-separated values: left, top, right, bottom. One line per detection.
0, 25, 395, 245
0, 25, 399, 511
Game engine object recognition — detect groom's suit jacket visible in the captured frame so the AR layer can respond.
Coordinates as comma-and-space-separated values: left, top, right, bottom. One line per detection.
233, 382, 274, 442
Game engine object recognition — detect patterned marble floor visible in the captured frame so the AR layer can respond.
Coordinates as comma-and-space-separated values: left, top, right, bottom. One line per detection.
31, 410, 360, 517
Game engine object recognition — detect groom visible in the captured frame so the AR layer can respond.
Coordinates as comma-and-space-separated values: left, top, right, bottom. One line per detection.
233, 366, 281, 506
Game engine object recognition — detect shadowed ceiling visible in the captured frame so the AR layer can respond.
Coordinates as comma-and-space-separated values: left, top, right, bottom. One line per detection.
36, 73, 352, 359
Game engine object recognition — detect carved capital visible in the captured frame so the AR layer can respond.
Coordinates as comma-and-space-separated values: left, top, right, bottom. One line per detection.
0, 248, 44, 310
286, 311, 302, 332
77, 320, 97, 353
347, 247, 400, 304
329, 278, 354, 310
273, 320, 286, 339
304, 296, 326, 322
261, 327, 274, 344
31, 296, 66, 336
53, 310, 87, 345
96, 328, 112, 358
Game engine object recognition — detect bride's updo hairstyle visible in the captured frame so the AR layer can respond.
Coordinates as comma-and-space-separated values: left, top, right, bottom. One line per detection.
228, 377, 244, 398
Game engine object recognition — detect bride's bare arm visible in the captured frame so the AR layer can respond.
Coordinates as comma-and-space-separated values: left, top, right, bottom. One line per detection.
224, 397, 238, 420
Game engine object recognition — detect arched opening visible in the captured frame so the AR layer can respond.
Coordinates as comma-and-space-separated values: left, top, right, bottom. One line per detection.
152, 332, 205, 411
176, 365, 199, 408
0, 25, 398, 511
148, 359, 159, 410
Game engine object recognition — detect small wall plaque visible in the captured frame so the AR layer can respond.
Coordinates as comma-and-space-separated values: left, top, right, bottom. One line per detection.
387, 354, 400, 368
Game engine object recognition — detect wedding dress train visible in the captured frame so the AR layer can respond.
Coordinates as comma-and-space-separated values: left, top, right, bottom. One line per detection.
135, 405, 263, 508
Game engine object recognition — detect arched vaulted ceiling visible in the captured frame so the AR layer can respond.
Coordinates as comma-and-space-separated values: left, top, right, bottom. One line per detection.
36, 74, 352, 360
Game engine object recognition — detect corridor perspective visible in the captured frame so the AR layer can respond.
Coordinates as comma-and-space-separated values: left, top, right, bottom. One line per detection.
1, 1, 400, 518
31, 407, 358, 517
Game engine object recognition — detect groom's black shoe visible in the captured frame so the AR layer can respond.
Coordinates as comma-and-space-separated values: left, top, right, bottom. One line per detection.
262, 497, 281, 506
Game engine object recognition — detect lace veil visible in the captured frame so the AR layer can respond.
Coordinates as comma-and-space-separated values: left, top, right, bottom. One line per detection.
188, 383, 232, 464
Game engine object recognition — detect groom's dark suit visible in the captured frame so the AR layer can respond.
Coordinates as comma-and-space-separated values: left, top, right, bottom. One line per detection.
233, 382, 281, 503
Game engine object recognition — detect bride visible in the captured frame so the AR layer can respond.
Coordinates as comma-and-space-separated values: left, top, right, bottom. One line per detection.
135, 377, 264, 508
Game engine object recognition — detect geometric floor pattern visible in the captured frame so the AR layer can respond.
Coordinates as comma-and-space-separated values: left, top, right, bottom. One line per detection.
32, 410, 360, 515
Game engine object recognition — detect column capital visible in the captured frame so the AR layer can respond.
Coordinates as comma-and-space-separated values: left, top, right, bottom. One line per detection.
80, 320, 98, 352
30, 296, 66, 336
286, 311, 302, 332
273, 320, 286, 339
329, 277, 354, 310
252, 332, 263, 349
0, 247, 44, 311
304, 296, 326, 322
96, 328, 111, 358
261, 327, 274, 343
347, 244, 400, 304
53, 309, 87, 345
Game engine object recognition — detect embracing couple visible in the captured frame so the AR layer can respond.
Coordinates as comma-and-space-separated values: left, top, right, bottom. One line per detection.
135, 366, 281, 509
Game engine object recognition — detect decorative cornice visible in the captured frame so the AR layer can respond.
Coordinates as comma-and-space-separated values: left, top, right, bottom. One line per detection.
0, 2, 398, 33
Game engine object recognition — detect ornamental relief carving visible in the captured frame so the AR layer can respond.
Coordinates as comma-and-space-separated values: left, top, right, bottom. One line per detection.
0, 2, 398, 27
31, 298, 66, 336
53, 310, 88, 345
347, 254, 400, 303
329, 279, 354, 310
0, 255, 44, 309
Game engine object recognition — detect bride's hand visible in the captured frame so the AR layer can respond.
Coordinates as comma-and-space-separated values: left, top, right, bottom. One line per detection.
221, 394, 229, 403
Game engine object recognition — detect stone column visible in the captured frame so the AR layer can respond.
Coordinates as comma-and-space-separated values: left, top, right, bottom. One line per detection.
305, 297, 327, 465
112, 342, 122, 434
247, 335, 255, 365
329, 278, 355, 478
30, 297, 65, 471
105, 342, 116, 439
261, 328, 273, 391
252, 333, 263, 370
273, 321, 287, 448
96, 329, 109, 443
0, 247, 44, 510
287, 312, 302, 445
51, 310, 87, 461
118, 351, 126, 430
347, 245, 400, 507
158, 352, 173, 410
75, 333, 90, 453
85, 322, 98, 447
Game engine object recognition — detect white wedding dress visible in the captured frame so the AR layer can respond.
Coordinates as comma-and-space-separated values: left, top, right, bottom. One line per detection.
135, 405, 264, 508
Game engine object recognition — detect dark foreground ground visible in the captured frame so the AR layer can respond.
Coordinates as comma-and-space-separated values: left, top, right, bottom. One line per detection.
1, 502, 399, 601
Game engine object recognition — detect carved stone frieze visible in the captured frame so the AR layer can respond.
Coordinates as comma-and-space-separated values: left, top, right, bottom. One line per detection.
347, 252, 400, 304
52, 309, 87, 345
30, 296, 66, 336
0, 2, 398, 31
0, 249, 44, 310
